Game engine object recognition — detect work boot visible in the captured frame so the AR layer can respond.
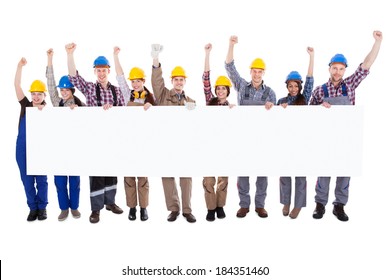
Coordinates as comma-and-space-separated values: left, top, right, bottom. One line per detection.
289, 208, 301, 219
27, 210, 38, 222
71, 209, 81, 218
58, 209, 69, 221
313, 202, 325, 219
282, 204, 290, 216
255, 208, 268, 218
206, 209, 216, 221
333, 204, 349, 222
236, 207, 249, 218
216, 207, 226, 219
89, 210, 100, 223
37, 209, 47, 221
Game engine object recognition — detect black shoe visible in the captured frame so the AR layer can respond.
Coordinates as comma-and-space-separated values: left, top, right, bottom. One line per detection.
333, 204, 349, 222
128, 208, 137, 221
216, 207, 226, 219
206, 209, 216, 221
313, 202, 325, 219
37, 209, 47, 221
183, 213, 196, 223
140, 208, 148, 221
167, 211, 180, 222
27, 210, 38, 222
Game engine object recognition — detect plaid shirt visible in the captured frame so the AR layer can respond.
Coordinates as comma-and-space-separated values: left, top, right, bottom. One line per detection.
309, 64, 369, 105
203, 71, 229, 106
69, 72, 125, 107
225, 60, 276, 105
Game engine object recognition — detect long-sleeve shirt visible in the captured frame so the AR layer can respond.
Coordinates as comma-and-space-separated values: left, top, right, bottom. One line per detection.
46, 66, 85, 107
277, 76, 314, 105
225, 60, 276, 105
69, 72, 125, 107
151, 64, 195, 106
203, 71, 229, 106
309, 64, 369, 105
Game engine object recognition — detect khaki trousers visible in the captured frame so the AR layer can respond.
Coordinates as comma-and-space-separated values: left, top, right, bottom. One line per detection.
162, 177, 192, 214
203, 177, 228, 210
124, 177, 149, 208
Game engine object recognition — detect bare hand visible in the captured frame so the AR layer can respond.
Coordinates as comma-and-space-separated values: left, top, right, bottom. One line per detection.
229, 35, 238, 45
114, 46, 120, 55
47, 48, 54, 58
204, 43, 212, 52
103, 103, 113, 110
144, 102, 152, 111
373, 30, 383, 42
281, 103, 288, 108
322, 102, 331, 108
18, 57, 27, 67
65, 43, 77, 54
265, 101, 273, 110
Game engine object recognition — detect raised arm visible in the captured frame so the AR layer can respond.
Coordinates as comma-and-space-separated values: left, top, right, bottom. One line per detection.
46, 48, 61, 105
307, 47, 314, 77
151, 44, 163, 68
65, 42, 77, 76
204, 43, 212, 71
225, 35, 238, 64
14, 58, 27, 101
113, 46, 124, 76
361, 30, 383, 70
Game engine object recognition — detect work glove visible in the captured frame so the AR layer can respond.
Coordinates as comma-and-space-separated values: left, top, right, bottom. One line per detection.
151, 44, 163, 59
184, 101, 196, 110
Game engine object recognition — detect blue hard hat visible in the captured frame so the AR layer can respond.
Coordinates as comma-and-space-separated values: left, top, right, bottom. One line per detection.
93, 56, 110, 68
285, 71, 303, 83
329, 54, 348, 67
57, 75, 74, 88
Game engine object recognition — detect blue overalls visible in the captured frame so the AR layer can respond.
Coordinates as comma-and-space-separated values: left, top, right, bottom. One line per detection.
315, 84, 350, 206
237, 85, 271, 209
16, 111, 48, 211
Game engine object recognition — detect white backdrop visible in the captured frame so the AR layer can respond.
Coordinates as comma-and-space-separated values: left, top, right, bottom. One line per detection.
1, 0, 389, 279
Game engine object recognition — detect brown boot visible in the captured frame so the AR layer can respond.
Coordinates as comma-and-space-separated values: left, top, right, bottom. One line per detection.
255, 208, 268, 218
282, 204, 290, 216
289, 208, 301, 219
236, 208, 249, 218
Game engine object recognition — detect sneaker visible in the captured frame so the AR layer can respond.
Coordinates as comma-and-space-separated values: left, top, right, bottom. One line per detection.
216, 207, 226, 219
58, 209, 69, 221
313, 202, 325, 219
71, 209, 81, 218
27, 210, 38, 222
333, 204, 349, 222
37, 209, 47, 221
206, 209, 216, 221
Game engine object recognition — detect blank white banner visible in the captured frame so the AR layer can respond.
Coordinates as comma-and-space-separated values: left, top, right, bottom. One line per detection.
26, 105, 363, 176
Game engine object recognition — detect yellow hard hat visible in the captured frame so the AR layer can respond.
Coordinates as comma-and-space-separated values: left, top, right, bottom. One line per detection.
29, 80, 47, 92
128, 67, 146, 80
170, 66, 187, 78
250, 58, 266, 70
214, 76, 232, 87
